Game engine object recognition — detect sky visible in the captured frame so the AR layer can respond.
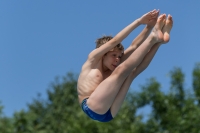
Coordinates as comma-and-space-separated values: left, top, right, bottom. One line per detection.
1, 1, 200, 117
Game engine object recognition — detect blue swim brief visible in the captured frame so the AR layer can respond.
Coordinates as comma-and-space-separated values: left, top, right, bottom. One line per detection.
81, 98, 113, 122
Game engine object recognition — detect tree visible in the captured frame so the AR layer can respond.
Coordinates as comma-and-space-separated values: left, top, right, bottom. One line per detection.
11, 72, 145, 133
137, 66, 200, 133
0, 102, 13, 133
193, 63, 200, 105
2, 63, 200, 132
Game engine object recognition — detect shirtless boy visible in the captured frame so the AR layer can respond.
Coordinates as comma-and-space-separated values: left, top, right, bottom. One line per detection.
77, 9, 173, 122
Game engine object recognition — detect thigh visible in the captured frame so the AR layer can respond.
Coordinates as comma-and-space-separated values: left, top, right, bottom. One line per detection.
110, 70, 137, 117
87, 72, 127, 114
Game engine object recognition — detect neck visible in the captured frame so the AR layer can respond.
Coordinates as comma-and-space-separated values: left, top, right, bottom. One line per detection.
102, 64, 109, 72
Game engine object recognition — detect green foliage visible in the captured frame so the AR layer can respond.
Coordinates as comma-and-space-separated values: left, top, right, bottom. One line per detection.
0, 102, 13, 133
1, 63, 200, 132
9, 73, 145, 133
139, 66, 200, 133
193, 63, 200, 105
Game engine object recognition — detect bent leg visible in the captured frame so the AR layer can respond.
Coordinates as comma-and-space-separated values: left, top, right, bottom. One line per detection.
87, 15, 167, 115
87, 40, 158, 114
87, 39, 161, 114
110, 15, 173, 117
110, 42, 162, 117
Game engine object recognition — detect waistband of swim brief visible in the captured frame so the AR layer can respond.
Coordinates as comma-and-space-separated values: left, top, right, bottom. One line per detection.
81, 98, 89, 110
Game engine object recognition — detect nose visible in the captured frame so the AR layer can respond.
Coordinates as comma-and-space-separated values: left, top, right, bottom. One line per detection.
115, 57, 120, 62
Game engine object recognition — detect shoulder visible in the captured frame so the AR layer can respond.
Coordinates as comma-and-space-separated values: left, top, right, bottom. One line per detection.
81, 51, 101, 71
88, 49, 99, 60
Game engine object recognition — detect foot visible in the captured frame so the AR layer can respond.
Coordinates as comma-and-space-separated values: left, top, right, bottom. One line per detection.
162, 14, 173, 43
151, 14, 166, 42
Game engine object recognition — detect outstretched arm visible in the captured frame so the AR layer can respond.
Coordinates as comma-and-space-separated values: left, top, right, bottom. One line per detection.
122, 10, 159, 62
88, 9, 159, 60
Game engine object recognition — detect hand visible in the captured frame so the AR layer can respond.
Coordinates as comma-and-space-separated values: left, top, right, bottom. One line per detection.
138, 9, 159, 27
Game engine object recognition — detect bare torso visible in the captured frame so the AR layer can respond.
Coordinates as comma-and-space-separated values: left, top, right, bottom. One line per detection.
77, 58, 111, 105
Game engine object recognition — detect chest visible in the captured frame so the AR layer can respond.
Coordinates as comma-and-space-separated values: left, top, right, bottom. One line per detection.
98, 62, 112, 79
88, 69, 110, 82
81, 58, 112, 83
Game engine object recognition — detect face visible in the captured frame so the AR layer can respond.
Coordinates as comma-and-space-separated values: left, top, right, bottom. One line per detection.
102, 50, 123, 71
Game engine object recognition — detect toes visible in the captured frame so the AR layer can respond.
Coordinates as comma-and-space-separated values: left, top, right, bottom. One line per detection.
162, 14, 166, 20
160, 14, 166, 19
166, 14, 173, 25
158, 14, 164, 19
157, 14, 166, 28
167, 14, 172, 19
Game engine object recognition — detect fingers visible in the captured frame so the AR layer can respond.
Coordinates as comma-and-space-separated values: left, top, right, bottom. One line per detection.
146, 9, 159, 20
151, 10, 159, 17
150, 9, 159, 14
152, 13, 159, 19
150, 9, 157, 13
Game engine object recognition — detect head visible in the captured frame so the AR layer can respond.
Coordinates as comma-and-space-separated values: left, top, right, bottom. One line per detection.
95, 35, 124, 71
95, 35, 124, 51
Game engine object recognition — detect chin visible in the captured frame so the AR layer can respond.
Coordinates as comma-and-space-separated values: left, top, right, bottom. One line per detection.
110, 67, 116, 71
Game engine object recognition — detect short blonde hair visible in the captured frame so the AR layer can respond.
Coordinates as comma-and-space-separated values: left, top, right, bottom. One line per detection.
95, 35, 124, 53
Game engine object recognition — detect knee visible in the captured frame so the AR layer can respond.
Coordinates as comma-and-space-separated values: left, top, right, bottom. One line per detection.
113, 64, 129, 77
110, 110, 118, 118
87, 98, 108, 114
